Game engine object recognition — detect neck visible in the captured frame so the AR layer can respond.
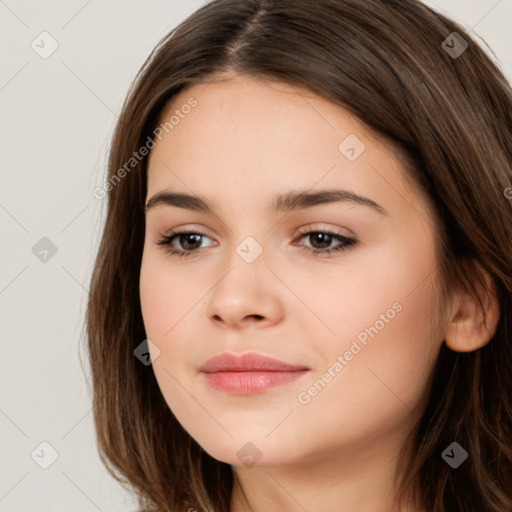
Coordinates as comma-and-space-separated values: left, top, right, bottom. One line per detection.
229, 423, 422, 512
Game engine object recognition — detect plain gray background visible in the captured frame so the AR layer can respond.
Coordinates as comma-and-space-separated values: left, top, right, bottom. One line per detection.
1, 1, 511, 510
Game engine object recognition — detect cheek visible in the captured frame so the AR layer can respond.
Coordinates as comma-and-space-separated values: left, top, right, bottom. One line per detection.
139, 252, 208, 379
294, 242, 442, 444
294, 229, 439, 360
139, 251, 193, 339
139, 256, 197, 420
346, 239, 440, 383
281, 289, 439, 464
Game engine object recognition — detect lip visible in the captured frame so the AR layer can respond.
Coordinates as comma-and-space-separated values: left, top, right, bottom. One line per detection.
199, 352, 310, 395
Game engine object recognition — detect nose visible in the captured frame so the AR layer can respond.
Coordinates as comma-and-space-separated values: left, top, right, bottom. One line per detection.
205, 254, 286, 330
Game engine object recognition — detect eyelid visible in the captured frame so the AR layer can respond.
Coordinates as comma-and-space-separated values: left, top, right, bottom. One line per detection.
160, 223, 352, 242
161, 224, 215, 237
295, 223, 353, 237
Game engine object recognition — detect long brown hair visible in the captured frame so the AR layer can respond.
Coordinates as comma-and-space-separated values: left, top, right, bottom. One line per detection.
84, 1, 512, 510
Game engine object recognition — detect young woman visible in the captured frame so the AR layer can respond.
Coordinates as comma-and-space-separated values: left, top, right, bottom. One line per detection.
85, 1, 512, 511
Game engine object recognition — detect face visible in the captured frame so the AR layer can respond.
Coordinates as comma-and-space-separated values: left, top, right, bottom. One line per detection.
140, 75, 446, 468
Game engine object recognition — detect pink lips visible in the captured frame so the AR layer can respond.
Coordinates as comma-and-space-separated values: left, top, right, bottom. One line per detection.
199, 352, 310, 395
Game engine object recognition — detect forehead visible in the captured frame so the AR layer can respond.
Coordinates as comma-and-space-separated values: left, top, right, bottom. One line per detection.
151, 76, 373, 161
146, 76, 425, 218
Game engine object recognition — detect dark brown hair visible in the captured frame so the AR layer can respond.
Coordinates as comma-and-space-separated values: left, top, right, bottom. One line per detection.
84, 1, 512, 510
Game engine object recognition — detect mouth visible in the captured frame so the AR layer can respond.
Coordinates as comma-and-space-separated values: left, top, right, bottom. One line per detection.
199, 352, 310, 395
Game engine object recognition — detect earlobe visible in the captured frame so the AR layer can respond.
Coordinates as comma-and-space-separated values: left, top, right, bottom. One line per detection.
444, 271, 501, 353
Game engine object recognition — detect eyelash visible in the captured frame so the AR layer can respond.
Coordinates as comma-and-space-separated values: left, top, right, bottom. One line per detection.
155, 228, 358, 259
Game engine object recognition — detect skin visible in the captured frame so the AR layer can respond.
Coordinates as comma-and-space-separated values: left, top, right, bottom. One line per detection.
139, 75, 500, 512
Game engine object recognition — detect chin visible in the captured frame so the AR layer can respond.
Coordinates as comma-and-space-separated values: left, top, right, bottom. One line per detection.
192, 431, 303, 468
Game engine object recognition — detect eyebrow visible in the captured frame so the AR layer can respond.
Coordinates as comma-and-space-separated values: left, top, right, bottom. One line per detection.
144, 189, 388, 216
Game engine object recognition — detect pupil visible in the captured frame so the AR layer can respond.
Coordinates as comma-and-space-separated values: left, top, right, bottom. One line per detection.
311, 233, 331, 249
181, 234, 201, 250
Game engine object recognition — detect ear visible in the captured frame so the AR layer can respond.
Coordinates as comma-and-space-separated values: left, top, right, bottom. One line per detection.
444, 264, 501, 352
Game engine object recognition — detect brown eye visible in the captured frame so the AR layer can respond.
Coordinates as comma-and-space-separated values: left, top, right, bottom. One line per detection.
155, 230, 214, 258
155, 229, 358, 259
295, 230, 358, 256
